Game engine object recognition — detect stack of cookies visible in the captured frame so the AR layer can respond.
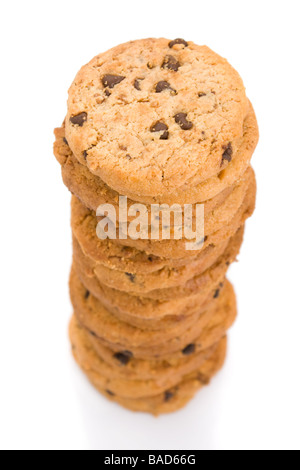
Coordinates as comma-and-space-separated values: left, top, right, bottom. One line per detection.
53, 38, 258, 415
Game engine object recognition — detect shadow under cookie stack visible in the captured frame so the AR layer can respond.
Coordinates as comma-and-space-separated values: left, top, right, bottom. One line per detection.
54, 38, 258, 415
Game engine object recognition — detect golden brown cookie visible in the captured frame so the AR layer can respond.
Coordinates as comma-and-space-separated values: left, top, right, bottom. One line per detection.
70, 315, 223, 384
69, 164, 251, 251
70, 192, 231, 273
77, 257, 231, 331
107, 172, 255, 259
71, 267, 210, 348
72, 330, 227, 415
70, 315, 225, 398
73, 232, 230, 296
55, 102, 258, 207
71, 268, 236, 358
73, 223, 243, 304
72, 224, 244, 322
88, 282, 235, 360
55, 126, 238, 223
70, 169, 255, 266
65, 39, 249, 202
56, 128, 250, 237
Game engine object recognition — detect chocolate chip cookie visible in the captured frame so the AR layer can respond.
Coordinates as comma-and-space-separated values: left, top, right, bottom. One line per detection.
72, 331, 227, 415
55, 101, 258, 206
70, 315, 226, 398
70, 267, 237, 358
65, 39, 249, 202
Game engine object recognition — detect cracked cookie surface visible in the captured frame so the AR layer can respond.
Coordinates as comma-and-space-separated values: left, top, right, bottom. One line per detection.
65, 38, 249, 201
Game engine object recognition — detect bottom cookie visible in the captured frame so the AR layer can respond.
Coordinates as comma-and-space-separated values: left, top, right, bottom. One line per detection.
72, 330, 227, 416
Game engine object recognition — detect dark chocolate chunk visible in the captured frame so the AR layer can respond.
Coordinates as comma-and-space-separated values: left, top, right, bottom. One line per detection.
162, 55, 180, 72
63, 137, 68, 145
174, 113, 193, 130
150, 121, 168, 132
125, 273, 136, 283
222, 143, 233, 164
89, 330, 97, 337
155, 81, 176, 94
214, 289, 220, 299
160, 130, 169, 140
106, 390, 115, 396
134, 79, 142, 90
84, 290, 90, 299
70, 112, 87, 126
150, 121, 169, 140
169, 38, 188, 48
83, 150, 88, 160
114, 351, 133, 366
182, 344, 196, 355
102, 74, 125, 89
104, 89, 111, 97
214, 282, 224, 298
198, 92, 207, 98
164, 391, 174, 402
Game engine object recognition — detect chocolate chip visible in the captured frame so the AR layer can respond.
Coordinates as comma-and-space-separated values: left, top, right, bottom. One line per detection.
83, 150, 88, 160
174, 113, 193, 130
125, 273, 136, 283
104, 89, 111, 97
155, 81, 176, 94
182, 344, 196, 355
160, 131, 169, 140
89, 330, 97, 337
151, 122, 168, 133
84, 290, 90, 299
134, 79, 142, 90
148, 256, 154, 262
164, 391, 174, 402
106, 390, 115, 396
169, 38, 188, 48
150, 121, 169, 140
70, 112, 87, 126
198, 92, 207, 98
222, 143, 233, 164
214, 289, 220, 299
162, 55, 180, 72
114, 351, 133, 366
63, 137, 68, 145
102, 74, 125, 89
214, 282, 224, 298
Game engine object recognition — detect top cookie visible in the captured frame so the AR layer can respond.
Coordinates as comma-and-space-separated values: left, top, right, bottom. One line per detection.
65, 38, 249, 200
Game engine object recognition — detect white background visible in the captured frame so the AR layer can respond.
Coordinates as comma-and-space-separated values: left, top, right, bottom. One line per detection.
0, 0, 299, 451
